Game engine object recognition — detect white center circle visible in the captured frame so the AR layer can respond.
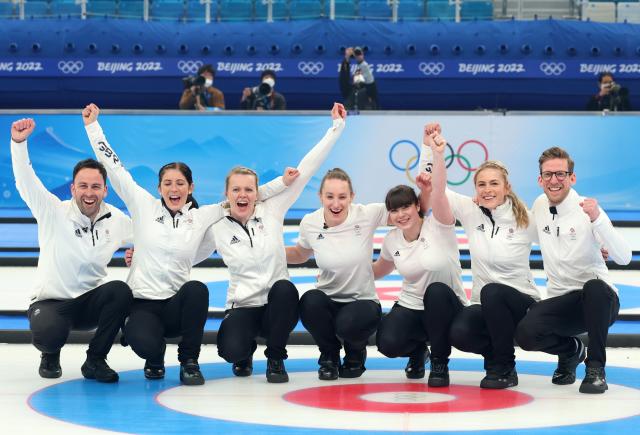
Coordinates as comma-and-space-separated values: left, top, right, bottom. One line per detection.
361, 391, 456, 404
156, 368, 640, 431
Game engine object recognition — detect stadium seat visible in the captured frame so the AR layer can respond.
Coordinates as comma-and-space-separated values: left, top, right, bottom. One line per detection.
461, 0, 493, 21
289, 0, 326, 19
583, 1, 616, 23
119, 0, 145, 18
333, 0, 357, 19
87, 0, 119, 17
397, 0, 426, 21
24, 1, 51, 18
426, 0, 454, 21
255, 0, 289, 21
618, 2, 640, 23
150, 0, 186, 21
359, 0, 391, 20
219, 0, 254, 21
50, 0, 82, 17
0, 1, 16, 19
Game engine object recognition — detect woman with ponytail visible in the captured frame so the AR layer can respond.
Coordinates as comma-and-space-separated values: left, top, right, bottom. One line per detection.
82, 104, 288, 385
423, 123, 540, 390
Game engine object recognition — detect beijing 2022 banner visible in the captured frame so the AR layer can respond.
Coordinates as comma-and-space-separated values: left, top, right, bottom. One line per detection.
0, 112, 638, 213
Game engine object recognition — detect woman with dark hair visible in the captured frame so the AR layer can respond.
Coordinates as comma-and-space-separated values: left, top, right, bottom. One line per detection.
423, 123, 541, 389
194, 103, 347, 383
82, 103, 289, 385
373, 180, 467, 387
285, 167, 391, 381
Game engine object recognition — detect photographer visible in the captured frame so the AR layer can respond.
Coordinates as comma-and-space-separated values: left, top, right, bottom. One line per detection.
179, 64, 225, 111
339, 46, 378, 111
240, 70, 286, 110
586, 72, 631, 111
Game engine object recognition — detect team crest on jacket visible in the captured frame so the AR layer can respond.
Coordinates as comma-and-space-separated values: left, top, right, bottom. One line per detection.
354, 224, 362, 236
230, 235, 241, 245
569, 227, 577, 240
316, 233, 324, 240
476, 224, 485, 232
506, 227, 515, 240
393, 251, 400, 257
155, 216, 164, 224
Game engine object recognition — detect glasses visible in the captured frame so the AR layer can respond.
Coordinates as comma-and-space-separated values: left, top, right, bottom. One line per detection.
540, 171, 572, 181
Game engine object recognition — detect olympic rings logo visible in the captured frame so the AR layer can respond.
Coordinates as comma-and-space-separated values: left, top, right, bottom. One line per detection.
539, 62, 566, 76
298, 61, 324, 75
177, 60, 203, 74
418, 62, 445, 76
57, 60, 84, 74
389, 139, 488, 186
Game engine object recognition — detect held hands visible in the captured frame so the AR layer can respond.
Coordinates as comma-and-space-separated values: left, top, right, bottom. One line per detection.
415, 172, 433, 195
124, 248, 134, 267
580, 198, 600, 222
283, 167, 300, 186
82, 103, 100, 126
331, 102, 347, 120
11, 118, 36, 143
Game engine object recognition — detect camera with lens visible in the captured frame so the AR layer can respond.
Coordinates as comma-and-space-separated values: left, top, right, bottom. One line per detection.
182, 75, 206, 91
604, 82, 621, 93
252, 82, 272, 97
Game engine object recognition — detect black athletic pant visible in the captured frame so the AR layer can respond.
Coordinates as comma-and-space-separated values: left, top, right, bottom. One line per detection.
299, 289, 381, 361
450, 284, 535, 372
377, 282, 463, 363
28, 280, 132, 358
480, 283, 536, 372
217, 280, 299, 362
516, 279, 619, 368
124, 280, 208, 364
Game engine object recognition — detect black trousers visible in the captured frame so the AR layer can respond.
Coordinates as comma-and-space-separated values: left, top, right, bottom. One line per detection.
217, 280, 299, 362
450, 284, 535, 372
28, 280, 132, 358
516, 279, 619, 368
299, 289, 381, 361
124, 280, 208, 364
377, 282, 463, 362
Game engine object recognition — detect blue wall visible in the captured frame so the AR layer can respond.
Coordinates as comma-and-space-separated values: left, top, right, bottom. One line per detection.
1, 19, 640, 110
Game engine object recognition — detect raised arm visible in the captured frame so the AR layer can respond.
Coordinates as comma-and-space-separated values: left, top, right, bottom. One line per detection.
582, 199, 632, 265
10, 119, 60, 219
422, 123, 455, 225
82, 103, 153, 214
266, 103, 347, 219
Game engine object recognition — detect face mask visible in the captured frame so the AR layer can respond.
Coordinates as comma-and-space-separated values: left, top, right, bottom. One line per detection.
262, 77, 275, 88
204, 78, 213, 88
353, 74, 365, 85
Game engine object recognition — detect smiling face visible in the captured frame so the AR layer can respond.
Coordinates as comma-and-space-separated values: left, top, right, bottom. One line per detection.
158, 168, 192, 214
388, 203, 421, 231
320, 178, 354, 227
474, 167, 510, 210
71, 168, 107, 221
226, 173, 258, 224
538, 157, 576, 205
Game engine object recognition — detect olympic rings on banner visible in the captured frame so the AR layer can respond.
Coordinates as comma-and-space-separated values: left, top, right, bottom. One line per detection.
389, 138, 488, 186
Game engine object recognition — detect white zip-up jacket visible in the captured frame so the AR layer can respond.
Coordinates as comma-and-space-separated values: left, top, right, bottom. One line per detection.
419, 141, 539, 304
11, 139, 132, 302
532, 189, 631, 297
85, 121, 286, 300
196, 118, 346, 308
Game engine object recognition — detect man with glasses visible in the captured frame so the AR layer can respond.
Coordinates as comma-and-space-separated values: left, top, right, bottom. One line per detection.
515, 146, 631, 394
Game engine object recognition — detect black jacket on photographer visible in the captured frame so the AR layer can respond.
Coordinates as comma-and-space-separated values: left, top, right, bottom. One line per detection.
339, 59, 378, 111
586, 88, 632, 111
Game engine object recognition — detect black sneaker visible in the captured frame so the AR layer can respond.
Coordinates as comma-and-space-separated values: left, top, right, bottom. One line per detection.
266, 358, 289, 383
39, 352, 62, 379
480, 369, 518, 389
405, 349, 429, 379
318, 353, 339, 381
81, 355, 119, 383
339, 348, 367, 379
428, 360, 450, 387
232, 357, 254, 377
579, 366, 608, 394
144, 360, 165, 380
552, 338, 586, 385
180, 359, 205, 385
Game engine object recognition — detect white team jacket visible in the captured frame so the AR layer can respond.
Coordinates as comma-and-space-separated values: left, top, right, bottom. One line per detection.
532, 189, 631, 297
85, 121, 286, 300
195, 118, 346, 308
11, 139, 132, 302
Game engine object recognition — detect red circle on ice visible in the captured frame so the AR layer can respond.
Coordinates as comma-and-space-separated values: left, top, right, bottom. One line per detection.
283, 383, 534, 413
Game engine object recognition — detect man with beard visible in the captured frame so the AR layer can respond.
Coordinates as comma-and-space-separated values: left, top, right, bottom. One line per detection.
10, 118, 133, 383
